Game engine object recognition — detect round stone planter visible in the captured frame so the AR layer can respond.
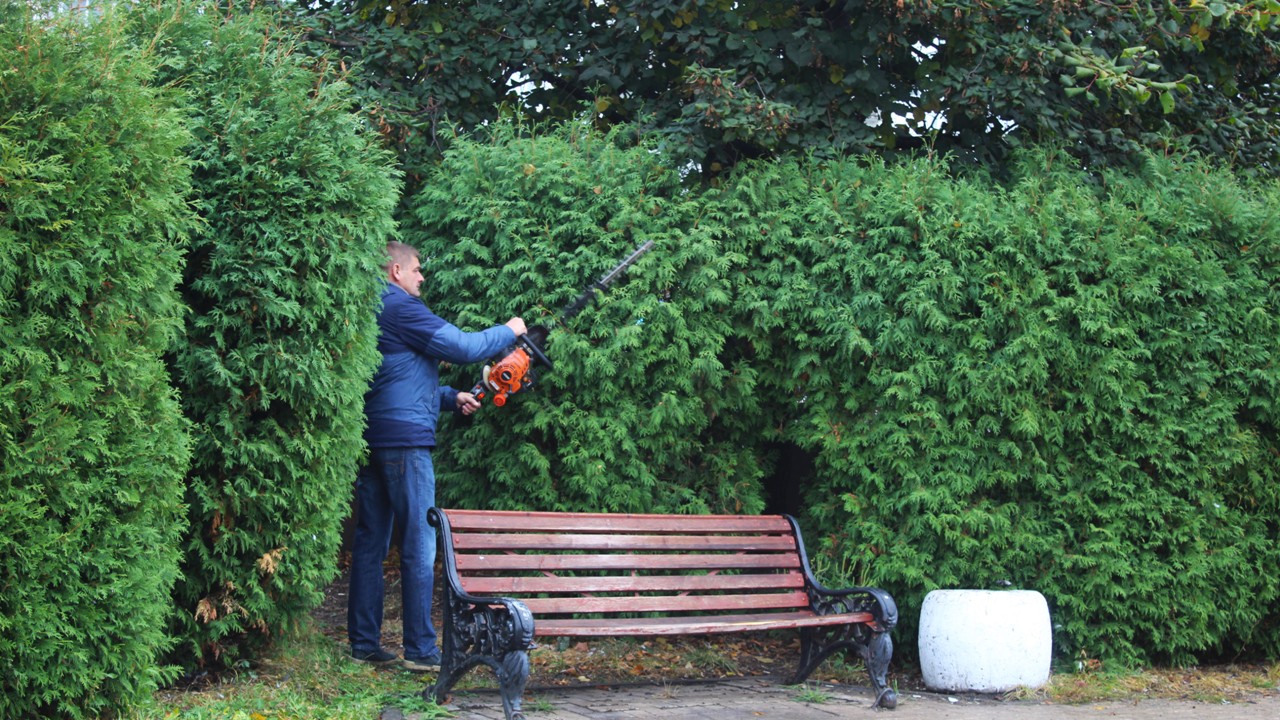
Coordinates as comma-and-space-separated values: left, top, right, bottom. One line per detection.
918, 589, 1052, 693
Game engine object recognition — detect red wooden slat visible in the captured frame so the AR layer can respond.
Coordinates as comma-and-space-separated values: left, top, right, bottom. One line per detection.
451, 532, 796, 553
534, 611, 876, 637
442, 509, 793, 535
519, 590, 810, 616
453, 553, 801, 572
461, 572, 805, 595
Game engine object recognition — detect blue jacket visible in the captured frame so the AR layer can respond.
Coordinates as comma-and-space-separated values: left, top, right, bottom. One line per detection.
364, 282, 516, 448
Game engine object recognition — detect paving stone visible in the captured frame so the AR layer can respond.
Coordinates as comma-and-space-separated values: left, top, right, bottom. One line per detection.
421, 677, 1280, 720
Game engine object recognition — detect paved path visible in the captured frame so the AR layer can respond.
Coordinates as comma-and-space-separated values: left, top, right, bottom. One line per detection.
399, 676, 1280, 720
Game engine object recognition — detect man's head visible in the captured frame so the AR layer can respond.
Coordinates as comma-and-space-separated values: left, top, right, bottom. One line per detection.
385, 241, 424, 297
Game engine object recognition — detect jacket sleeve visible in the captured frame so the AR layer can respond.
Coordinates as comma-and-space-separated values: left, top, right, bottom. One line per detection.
393, 299, 515, 363
437, 385, 457, 414
423, 322, 515, 364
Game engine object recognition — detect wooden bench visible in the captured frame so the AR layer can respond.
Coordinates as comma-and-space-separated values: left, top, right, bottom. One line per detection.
425, 508, 898, 720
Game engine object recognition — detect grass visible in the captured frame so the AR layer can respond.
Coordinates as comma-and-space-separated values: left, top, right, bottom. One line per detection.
525, 695, 556, 712
807, 652, 871, 685
127, 620, 450, 720
1003, 661, 1280, 705
790, 682, 831, 704
681, 643, 739, 675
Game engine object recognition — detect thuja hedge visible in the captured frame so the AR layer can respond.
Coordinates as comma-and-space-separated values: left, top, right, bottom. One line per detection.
417, 120, 767, 515
0, 3, 194, 717
132, 1, 399, 665
420, 123, 1279, 665
710, 149, 1280, 665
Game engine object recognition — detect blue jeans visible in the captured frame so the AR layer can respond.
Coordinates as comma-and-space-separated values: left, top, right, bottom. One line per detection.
348, 447, 440, 661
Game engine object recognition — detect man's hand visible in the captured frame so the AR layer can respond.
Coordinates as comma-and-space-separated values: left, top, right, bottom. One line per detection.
504, 317, 527, 337
456, 391, 482, 416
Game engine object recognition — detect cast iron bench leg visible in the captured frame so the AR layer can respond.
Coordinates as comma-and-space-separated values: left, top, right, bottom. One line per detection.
426, 594, 535, 720
497, 648, 530, 720
793, 626, 897, 709
863, 630, 897, 708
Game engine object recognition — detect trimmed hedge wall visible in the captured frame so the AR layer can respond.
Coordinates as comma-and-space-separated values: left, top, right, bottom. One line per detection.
416, 121, 767, 515
713, 148, 1280, 665
0, 4, 194, 716
133, 1, 400, 666
418, 123, 1280, 666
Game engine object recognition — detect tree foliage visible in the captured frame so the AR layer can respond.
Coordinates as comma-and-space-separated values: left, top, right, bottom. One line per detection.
0, 2, 194, 715
131, 0, 400, 666
291, 0, 1280, 186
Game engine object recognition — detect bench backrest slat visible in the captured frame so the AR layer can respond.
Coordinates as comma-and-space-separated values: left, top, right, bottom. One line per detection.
454, 552, 802, 572
463, 571, 806, 595
438, 508, 815, 620
442, 509, 793, 535
453, 532, 797, 553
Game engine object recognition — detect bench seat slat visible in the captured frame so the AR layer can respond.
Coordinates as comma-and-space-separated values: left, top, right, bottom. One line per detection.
451, 532, 797, 553
519, 590, 810, 615
461, 572, 805, 595
534, 611, 876, 637
442, 510, 793, 534
453, 552, 802, 572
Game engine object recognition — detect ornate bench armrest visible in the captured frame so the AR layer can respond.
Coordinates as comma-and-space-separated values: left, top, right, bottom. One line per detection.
811, 585, 899, 631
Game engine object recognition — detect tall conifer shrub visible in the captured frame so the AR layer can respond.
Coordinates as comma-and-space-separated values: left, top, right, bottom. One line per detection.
413, 120, 767, 515
0, 3, 194, 715
712, 150, 1280, 665
133, 1, 399, 664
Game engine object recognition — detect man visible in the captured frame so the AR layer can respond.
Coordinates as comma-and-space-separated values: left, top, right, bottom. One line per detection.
349, 241, 525, 670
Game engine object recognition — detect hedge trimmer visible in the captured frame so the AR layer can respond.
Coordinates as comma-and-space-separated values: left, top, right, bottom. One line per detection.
469, 240, 655, 407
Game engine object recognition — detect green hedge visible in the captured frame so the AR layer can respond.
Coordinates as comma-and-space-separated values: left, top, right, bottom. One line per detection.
416, 121, 1279, 665
415, 121, 767, 515
0, 3, 194, 716
133, 1, 399, 666
713, 149, 1280, 666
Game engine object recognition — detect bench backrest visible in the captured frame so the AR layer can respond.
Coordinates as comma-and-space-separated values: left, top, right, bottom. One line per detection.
434, 509, 814, 619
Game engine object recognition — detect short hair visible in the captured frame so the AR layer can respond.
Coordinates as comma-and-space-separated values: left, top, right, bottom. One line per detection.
385, 241, 419, 272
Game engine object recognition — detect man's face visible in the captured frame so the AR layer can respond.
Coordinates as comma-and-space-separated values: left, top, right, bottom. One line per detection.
391, 255, 424, 297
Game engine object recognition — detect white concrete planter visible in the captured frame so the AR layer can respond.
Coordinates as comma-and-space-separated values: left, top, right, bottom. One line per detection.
918, 589, 1052, 693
